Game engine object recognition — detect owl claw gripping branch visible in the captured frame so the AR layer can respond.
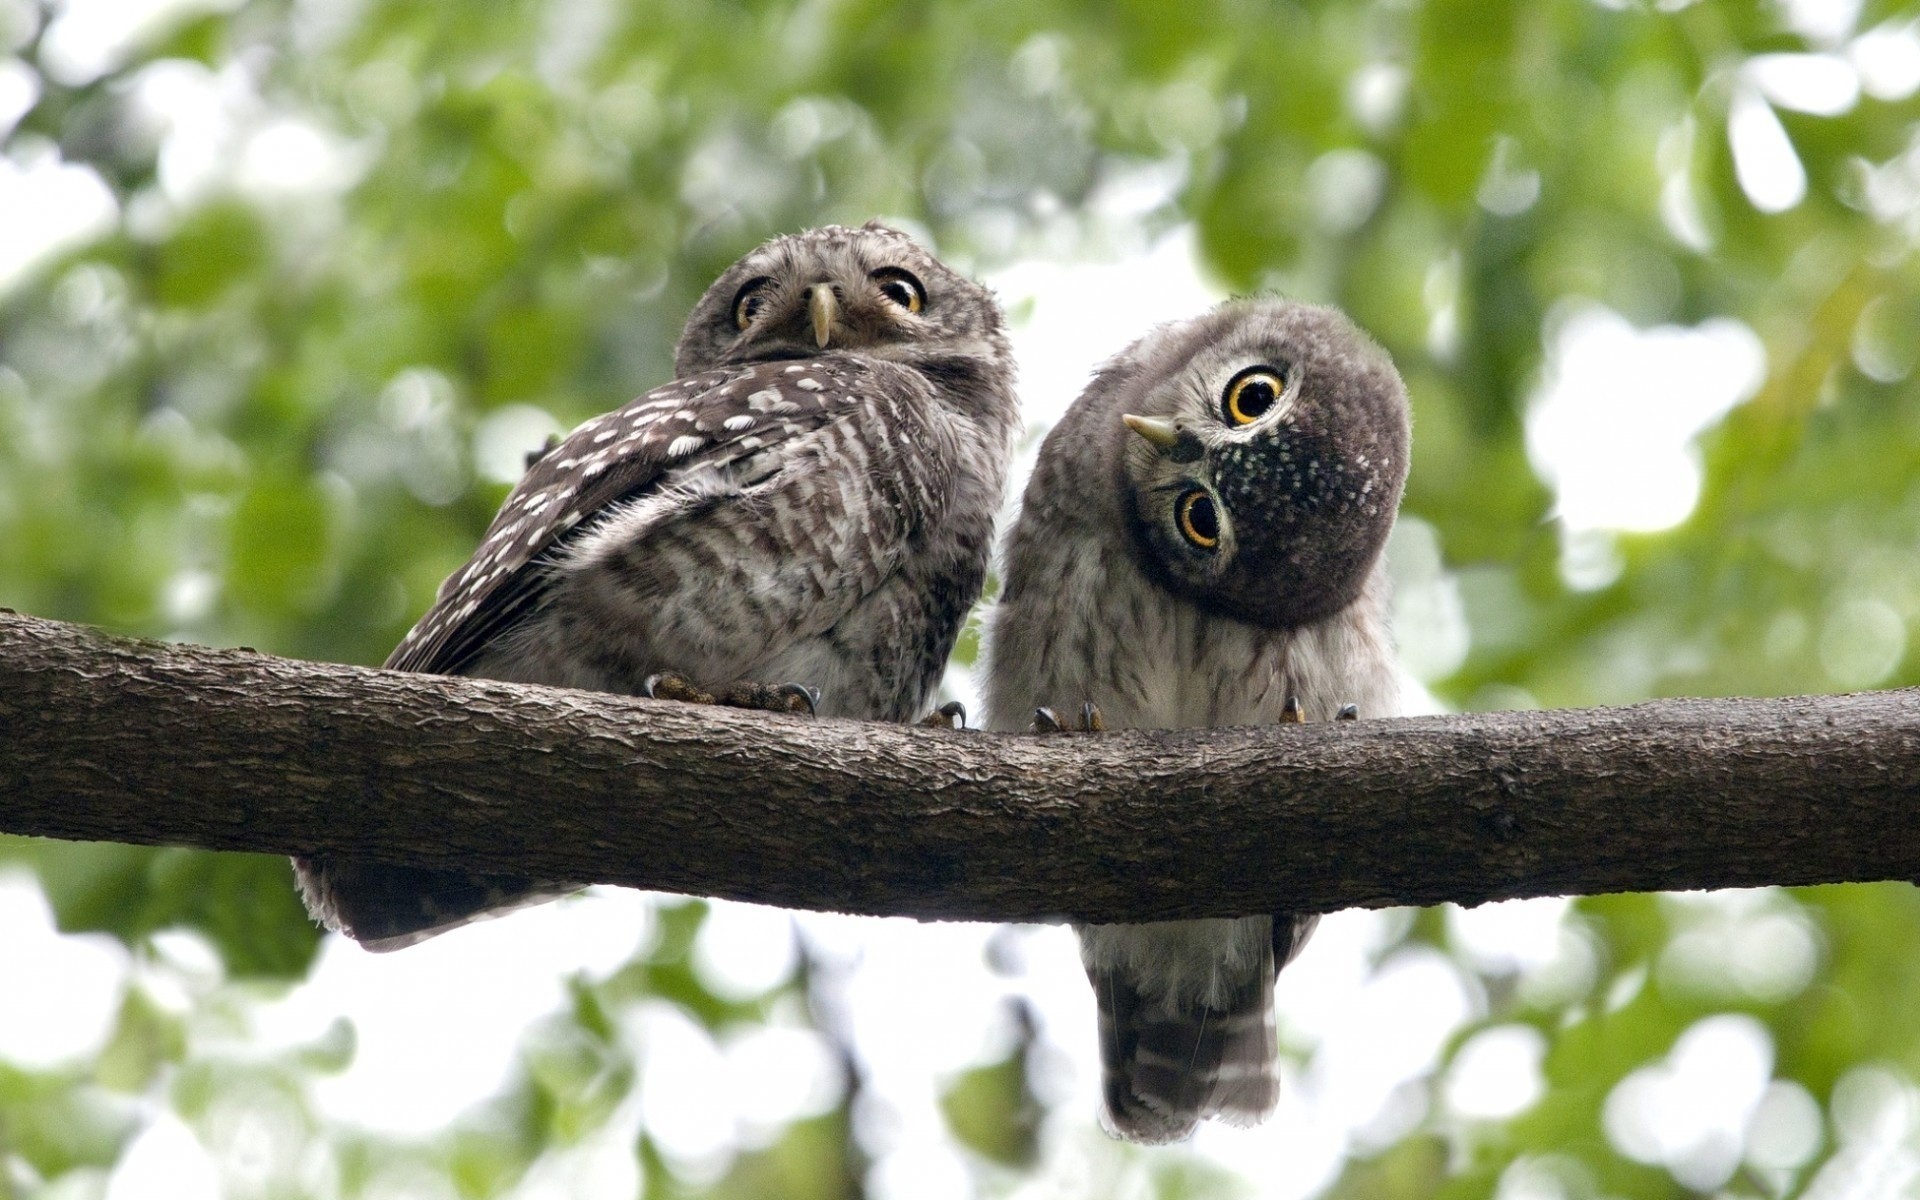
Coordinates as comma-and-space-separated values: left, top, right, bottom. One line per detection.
641, 671, 819, 716
294, 223, 1019, 951
1031, 701, 1106, 733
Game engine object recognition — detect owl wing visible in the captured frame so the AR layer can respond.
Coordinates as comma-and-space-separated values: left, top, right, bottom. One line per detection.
386, 358, 913, 677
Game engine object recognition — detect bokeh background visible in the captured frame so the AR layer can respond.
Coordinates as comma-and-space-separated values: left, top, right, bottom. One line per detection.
5, 0, 1920, 1197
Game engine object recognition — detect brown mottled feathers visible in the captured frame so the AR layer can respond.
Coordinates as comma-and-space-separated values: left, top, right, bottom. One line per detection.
300, 221, 1019, 953
388, 358, 896, 677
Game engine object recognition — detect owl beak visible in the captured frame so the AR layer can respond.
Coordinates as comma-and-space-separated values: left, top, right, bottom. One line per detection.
809, 286, 838, 349
1121, 414, 1181, 449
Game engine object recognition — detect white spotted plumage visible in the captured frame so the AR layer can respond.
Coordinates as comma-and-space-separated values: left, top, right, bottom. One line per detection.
299, 222, 1019, 952
983, 297, 1410, 1143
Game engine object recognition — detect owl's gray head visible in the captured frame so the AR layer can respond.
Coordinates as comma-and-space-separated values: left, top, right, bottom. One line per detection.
674, 222, 1011, 385
1104, 298, 1410, 630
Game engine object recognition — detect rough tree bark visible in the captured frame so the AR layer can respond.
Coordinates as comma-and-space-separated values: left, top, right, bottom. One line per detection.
1, 609, 1916, 924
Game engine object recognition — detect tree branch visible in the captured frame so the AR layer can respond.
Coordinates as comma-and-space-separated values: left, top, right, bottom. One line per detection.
2, 609, 1916, 923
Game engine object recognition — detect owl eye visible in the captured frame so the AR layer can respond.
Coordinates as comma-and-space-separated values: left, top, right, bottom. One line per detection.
1222, 365, 1287, 426
871, 267, 926, 314
1176, 489, 1220, 550
732, 277, 773, 330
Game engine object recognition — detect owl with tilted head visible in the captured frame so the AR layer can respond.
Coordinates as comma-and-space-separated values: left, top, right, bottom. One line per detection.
297, 221, 1019, 951
983, 297, 1409, 1143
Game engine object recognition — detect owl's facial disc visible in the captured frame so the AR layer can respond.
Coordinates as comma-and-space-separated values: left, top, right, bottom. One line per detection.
720, 248, 934, 361
675, 224, 1010, 383
1120, 329, 1408, 630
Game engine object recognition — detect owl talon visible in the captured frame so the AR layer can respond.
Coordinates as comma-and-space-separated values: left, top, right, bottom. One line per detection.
1280, 695, 1304, 724
773, 682, 820, 716
643, 671, 715, 705
713, 680, 819, 715
1336, 703, 1359, 720
1032, 703, 1103, 733
919, 700, 967, 729
644, 673, 815, 715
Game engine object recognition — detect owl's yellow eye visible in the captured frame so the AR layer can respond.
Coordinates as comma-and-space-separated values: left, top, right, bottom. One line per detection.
1223, 366, 1287, 426
1177, 489, 1220, 550
732, 277, 772, 330
871, 267, 926, 314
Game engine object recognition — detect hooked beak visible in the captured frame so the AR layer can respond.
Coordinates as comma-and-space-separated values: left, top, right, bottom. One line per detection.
809, 286, 838, 349
1121, 414, 1181, 448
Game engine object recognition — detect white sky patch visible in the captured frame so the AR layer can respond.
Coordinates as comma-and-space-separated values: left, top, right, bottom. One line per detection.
126, 59, 245, 207
474, 404, 567, 484
633, 1001, 738, 1181
986, 226, 1221, 437
1298, 945, 1478, 1133
1447, 898, 1602, 1013
1347, 63, 1409, 136
1660, 889, 1822, 1005
1447, 897, 1570, 975
690, 899, 798, 1002
1851, 20, 1920, 101
1746, 52, 1861, 115
1387, 517, 1470, 684
1478, 136, 1542, 217
250, 888, 652, 1134
1780, 0, 1862, 48
1309, 148, 1389, 233
37, 0, 244, 86
0, 139, 118, 297
1745, 1079, 1825, 1172
0, 871, 128, 1068
718, 1021, 844, 1144
1603, 1013, 1776, 1191
1444, 1024, 1547, 1121
797, 914, 1031, 1111
104, 1110, 223, 1200
0, 57, 40, 139
234, 115, 372, 198
1728, 87, 1807, 213
1526, 301, 1766, 533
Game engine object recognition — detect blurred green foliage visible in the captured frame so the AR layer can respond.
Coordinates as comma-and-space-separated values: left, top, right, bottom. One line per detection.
3, 0, 1920, 1196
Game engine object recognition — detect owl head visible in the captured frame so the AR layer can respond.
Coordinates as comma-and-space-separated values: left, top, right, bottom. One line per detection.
674, 221, 1010, 381
1107, 298, 1410, 630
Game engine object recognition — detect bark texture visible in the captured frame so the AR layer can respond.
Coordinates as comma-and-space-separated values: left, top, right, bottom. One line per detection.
2, 609, 1917, 923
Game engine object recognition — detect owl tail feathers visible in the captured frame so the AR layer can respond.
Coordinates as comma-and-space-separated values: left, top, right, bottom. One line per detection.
1093, 961, 1279, 1144
292, 856, 582, 952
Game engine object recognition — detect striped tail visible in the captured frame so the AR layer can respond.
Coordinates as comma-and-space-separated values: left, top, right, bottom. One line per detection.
1092, 958, 1278, 1143
1084, 912, 1317, 1143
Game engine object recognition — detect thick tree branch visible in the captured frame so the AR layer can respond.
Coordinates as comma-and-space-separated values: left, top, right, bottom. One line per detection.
1, 609, 1916, 923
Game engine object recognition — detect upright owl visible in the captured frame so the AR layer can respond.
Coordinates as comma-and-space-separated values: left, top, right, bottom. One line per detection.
982, 298, 1409, 1142
297, 222, 1019, 950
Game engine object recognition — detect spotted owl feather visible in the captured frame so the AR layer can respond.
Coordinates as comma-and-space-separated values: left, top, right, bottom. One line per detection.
387, 357, 948, 680
983, 297, 1408, 1142
296, 222, 1018, 952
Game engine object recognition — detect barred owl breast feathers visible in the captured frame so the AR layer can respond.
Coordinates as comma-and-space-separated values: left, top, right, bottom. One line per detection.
297, 222, 1018, 950
984, 298, 1410, 1143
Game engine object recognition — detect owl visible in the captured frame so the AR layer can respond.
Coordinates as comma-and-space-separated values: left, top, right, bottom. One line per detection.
982, 298, 1409, 1142
297, 222, 1019, 950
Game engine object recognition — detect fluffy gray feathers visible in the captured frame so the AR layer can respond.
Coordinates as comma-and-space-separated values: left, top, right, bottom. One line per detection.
297, 222, 1018, 950
983, 297, 1409, 1142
